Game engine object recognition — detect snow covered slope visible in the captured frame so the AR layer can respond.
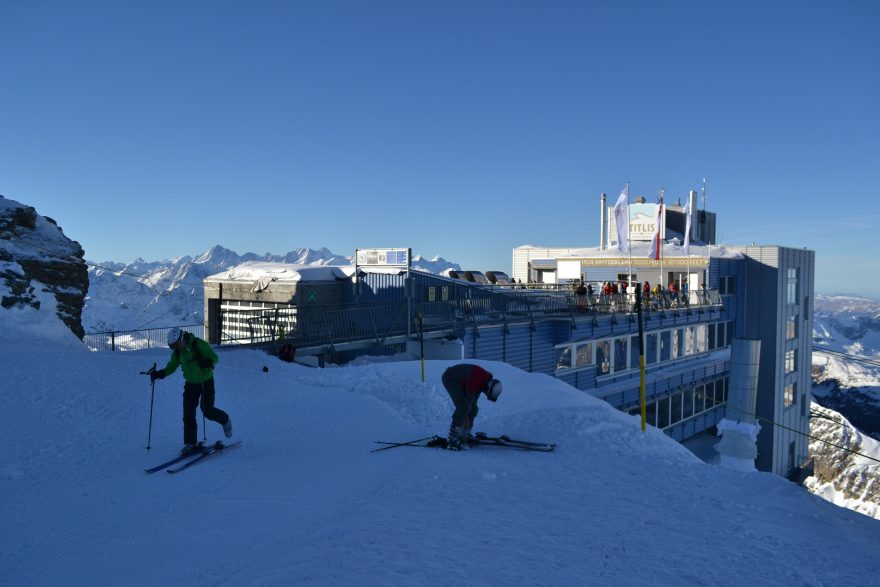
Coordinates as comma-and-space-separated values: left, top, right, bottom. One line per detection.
2, 325, 879, 585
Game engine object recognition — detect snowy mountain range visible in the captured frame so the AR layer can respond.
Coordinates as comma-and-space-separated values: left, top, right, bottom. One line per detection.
813, 293, 880, 359
83, 246, 460, 332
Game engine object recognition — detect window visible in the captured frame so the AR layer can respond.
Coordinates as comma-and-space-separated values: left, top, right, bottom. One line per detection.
683, 387, 695, 419
720, 276, 736, 295
555, 346, 572, 370
785, 349, 797, 374
597, 341, 611, 374
671, 329, 683, 359
726, 321, 734, 346
660, 331, 671, 361
614, 337, 628, 372
784, 383, 796, 407
708, 323, 717, 350
630, 335, 641, 369
694, 385, 705, 413
786, 268, 798, 305
786, 316, 797, 340
685, 326, 696, 355
646, 333, 658, 365
671, 393, 682, 424
696, 324, 708, 353
575, 343, 593, 367
657, 397, 670, 428
706, 382, 717, 407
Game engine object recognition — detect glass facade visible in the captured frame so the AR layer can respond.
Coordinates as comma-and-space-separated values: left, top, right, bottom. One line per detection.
627, 377, 729, 430
554, 322, 722, 377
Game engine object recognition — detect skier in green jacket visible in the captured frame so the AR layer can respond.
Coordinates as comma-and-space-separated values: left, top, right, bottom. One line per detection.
151, 328, 233, 454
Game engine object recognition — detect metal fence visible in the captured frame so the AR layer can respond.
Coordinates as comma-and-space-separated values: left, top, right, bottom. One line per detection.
84, 324, 204, 352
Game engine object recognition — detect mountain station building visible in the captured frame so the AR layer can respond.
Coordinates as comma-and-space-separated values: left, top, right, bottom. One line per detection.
204, 191, 815, 479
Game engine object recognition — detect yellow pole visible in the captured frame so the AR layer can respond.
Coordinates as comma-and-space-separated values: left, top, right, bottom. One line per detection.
635, 287, 647, 432
418, 313, 425, 383
640, 355, 646, 432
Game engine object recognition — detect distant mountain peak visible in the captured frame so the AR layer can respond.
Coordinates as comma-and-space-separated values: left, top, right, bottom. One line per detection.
82, 245, 461, 332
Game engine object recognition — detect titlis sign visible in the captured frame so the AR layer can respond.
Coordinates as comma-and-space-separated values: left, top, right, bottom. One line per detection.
608, 203, 664, 242
355, 248, 411, 268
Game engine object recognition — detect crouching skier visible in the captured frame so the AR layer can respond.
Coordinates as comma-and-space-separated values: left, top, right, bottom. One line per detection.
441, 363, 503, 450
151, 328, 233, 454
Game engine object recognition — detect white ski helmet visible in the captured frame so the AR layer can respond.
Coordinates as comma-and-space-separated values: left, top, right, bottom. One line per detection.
485, 378, 502, 402
167, 327, 184, 347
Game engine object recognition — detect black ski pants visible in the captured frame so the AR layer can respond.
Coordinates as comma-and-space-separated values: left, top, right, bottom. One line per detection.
183, 379, 229, 445
442, 370, 479, 429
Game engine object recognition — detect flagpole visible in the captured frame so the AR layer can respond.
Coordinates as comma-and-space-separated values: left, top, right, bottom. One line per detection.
626, 181, 632, 295
659, 188, 664, 292
686, 191, 691, 297
702, 178, 709, 291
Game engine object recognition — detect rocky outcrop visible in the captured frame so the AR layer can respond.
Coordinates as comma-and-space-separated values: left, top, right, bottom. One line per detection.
806, 403, 880, 520
0, 195, 88, 339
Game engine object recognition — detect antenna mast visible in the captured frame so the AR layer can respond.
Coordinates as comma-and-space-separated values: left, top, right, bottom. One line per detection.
701, 177, 707, 210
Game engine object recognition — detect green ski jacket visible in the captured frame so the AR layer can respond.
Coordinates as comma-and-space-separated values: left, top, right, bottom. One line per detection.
159, 333, 218, 384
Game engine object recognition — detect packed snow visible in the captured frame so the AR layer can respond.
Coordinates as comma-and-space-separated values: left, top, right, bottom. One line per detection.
3, 300, 880, 585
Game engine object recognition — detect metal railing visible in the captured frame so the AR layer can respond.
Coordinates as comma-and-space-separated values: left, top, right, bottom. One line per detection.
84, 324, 204, 351
216, 288, 722, 348
86, 288, 723, 352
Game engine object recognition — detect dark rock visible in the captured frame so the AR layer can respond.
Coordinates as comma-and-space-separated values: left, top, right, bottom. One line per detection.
0, 195, 89, 339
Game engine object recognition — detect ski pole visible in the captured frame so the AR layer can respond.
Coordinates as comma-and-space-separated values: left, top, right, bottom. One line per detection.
371, 436, 438, 452
140, 363, 157, 451
201, 381, 207, 444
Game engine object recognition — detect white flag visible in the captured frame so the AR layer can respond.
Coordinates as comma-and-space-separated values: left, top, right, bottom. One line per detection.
648, 195, 663, 260
613, 184, 629, 253
683, 197, 692, 255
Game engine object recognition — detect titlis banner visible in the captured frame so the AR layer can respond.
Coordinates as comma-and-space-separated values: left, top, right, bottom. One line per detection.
608, 203, 664, 243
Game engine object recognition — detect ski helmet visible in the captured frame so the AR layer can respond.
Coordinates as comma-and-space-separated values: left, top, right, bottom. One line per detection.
167, 327, 184, 347
485, 378, 502, 402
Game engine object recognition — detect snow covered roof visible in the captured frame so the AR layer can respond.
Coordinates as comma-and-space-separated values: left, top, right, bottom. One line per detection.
206, 261, 352, 285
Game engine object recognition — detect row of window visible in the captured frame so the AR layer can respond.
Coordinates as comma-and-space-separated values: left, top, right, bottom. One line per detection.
626, 377, 728, 429
555, 321, 734, 376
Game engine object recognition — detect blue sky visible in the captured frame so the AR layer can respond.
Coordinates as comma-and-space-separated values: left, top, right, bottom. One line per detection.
2, 1, 878, 296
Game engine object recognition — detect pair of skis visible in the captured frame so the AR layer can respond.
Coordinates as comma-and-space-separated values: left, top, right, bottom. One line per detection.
373, 433, 554, 452
145, 440, 242, 474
